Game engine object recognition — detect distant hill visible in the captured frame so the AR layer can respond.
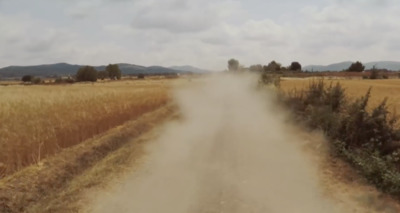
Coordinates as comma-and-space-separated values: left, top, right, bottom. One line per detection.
169, 65, 211, 73
304, 61, 400, 72
364, 61, 400, 71
0, 63, 81, 78
304, 61, 353, 72
0, 63, 207, 78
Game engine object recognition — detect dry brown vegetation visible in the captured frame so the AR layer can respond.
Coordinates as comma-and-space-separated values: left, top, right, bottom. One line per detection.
281, 78, 400, 114
0, 79, 171, 177
279, 78, 400, 201
0, 104, 174, 213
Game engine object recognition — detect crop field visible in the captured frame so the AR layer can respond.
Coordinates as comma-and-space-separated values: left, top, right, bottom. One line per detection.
281, 78, 400, 114
2, 75, 400, 213
0, 79, 171, 177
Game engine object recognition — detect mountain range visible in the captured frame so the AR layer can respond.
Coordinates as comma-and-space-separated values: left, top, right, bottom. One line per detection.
1, 61, 399, 78
0, 63, 210, 78
304, 61, 400, 72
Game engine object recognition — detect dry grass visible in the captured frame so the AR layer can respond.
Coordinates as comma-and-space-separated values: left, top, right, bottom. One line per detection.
281, 78, 400, 114
0, 105, 175, 213
0, 79, 171, 177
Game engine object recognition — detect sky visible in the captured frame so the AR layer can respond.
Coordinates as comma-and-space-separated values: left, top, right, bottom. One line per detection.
0, 0, 399, 70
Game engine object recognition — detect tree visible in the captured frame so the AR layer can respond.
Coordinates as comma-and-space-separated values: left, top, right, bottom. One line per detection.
249, 64, 263, 72
228, 58, 239, 71
21, 75, 33, 82
289, 61, 302, 71
348, 61, 365, 72
106, 64, 122, 80
97, 71, 108, 80
264, 60, 281, 72
76, 66, 98, 82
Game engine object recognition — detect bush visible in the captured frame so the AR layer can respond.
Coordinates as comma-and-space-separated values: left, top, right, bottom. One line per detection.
31, 77, 42, 84
137, 73, 145, 79
284, 80, 345, 137
259, 73, 280, 87
65, 78, 75, 83
21, 75, 33, 82
370, 69, 379, 79
55, 77, 75, 84
282, 80, 400, 197
55, 77, 63, 84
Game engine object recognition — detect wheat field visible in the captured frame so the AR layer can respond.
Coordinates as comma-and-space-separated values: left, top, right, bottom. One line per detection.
281, 78, 400, 114
0, 79, 171, 176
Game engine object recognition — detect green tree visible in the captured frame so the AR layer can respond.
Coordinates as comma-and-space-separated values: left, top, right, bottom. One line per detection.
249, 64, 263, 72
264, 60, 281, 72
97, 71, 108, 80
289, 61, 302, 71
348, 61, 365, 72
76, 66, 98, 82
106, 64, 122, 80
228, 59, 239, 71
21, 75, 33, 82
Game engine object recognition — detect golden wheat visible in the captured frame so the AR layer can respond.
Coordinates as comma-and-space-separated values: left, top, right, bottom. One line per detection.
281, 78, 400, 114
0, 79, 171, 176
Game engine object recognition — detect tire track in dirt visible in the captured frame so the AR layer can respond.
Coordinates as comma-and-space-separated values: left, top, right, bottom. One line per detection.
88, 74, 399, 213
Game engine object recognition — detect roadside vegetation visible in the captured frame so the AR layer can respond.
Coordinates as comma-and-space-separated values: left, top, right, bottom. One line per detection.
279, 79, 400, 198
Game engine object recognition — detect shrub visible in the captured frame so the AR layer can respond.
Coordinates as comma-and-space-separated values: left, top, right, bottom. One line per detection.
138, 73, 145, 79
31, 77, 42, 84
370, 69, 379, 79
55, 77, 75, 84
260, 73, 280, 87
281, 80, 400, 197
65, 78, 75, 84
21, 75, 33, 82
284, 81, 345, 137
55, 77, 63, 84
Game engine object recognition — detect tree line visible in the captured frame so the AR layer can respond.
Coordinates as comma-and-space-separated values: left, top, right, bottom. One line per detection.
228, 59, 302, 72
21, 64, 122, 83
76, 64, 121, 82
227, 59, 370, 72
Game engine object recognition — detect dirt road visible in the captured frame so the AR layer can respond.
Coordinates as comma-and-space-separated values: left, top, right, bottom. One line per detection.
87, 74, 399, 213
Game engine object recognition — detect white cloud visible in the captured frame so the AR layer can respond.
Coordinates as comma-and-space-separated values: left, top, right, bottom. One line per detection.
0, 0, 399, 70
130, 0, 239, 33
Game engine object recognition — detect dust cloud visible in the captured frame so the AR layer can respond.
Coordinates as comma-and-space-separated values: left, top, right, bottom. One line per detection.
90, 74, 339, 213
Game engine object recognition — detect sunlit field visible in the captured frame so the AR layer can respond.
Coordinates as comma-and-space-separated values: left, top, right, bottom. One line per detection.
281, 78, 400, 114
0, 79, 171, 176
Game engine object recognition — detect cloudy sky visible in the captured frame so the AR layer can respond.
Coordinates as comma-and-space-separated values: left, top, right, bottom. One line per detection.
0, 0, 399, 70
